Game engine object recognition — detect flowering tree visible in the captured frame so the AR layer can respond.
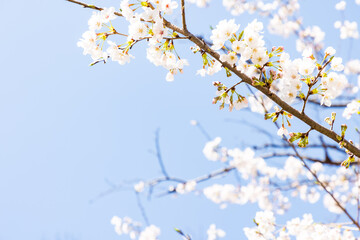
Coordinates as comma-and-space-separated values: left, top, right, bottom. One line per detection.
68, 0, 360, 239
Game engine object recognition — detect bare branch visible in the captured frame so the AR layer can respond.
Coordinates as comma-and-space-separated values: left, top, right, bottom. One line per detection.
308, 99, 348, 108
261, 152, 342, 165
136, 192, 150, 226
154, 128, 169, 178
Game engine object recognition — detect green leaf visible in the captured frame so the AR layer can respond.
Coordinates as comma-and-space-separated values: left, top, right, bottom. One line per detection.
298, 92, 305, 100
289, 133, 301, 143
238, 30, 244, 41
225, 68, 232, 77
341, 124, 347, 138
298, 135, 309, 148
265, 113, 275, 120
341, 156, 355, 169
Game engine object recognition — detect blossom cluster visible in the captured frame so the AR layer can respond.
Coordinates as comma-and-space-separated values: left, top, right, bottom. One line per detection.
125, 135, 360, 239
205, 18, 349, 117
244, 211, 357, 240
334, 20, 360, 40
189, 0, 359, 56
77, 7, 118, 61
201, 137, 360, 215
77, 0, 188, 81
111, 216, 160, 240
189, 0, 359, 119
111, 216, 142, 239
343, 100, 360, 119
77, 3, 358, 120
207, 224, 226, 240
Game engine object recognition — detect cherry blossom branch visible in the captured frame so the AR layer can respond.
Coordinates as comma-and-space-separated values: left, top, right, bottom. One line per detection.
67, 1, 360, 224
289, 143, 360, 229
68, 0, 360, 161
251, 88, 360, 229
88, 35, 189, 66
253, 90, 360, 229
159, 27, 360, 158
67, 1, 360, 234
239, 68, 360, 228
266, 105, 360, 228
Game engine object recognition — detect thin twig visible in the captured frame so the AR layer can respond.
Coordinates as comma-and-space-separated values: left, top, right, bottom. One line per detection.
225, 118, 277, 143
66, 0, 104, 11
301, 59, 332, 114
147, 176, 185, 200
155, 128, 169, 178
156, 166, 235, 197
195, 122, 212, 141
135, 192, 150, 226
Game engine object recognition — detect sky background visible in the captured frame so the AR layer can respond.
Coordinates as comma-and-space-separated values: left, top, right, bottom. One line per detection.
0, 0, 360, 239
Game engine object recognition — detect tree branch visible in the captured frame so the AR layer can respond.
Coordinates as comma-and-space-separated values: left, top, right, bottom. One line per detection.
308, 99, 348, 108
180, 0, 187, 31
261, 152, 342, 165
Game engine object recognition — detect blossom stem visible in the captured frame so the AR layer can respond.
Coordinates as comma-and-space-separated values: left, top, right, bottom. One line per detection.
301, 58, 331, 114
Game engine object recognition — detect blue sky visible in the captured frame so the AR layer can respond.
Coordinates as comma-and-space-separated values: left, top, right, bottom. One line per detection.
0, 0, 360, 239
